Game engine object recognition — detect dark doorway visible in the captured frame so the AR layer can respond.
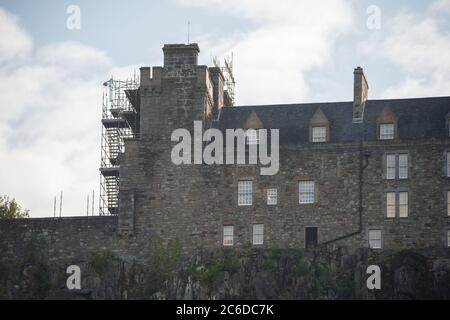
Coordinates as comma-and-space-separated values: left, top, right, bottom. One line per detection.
305, 227, 318, 248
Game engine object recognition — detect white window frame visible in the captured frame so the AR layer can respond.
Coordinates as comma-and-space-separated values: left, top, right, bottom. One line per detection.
399, 191, 409, 218
447, 230, 450, 247
386, 153, 408, 180
447, 152, 450, 177
386, 192, 396, 218
447, 191, 450, 216
398, 154, 408, 179
252, 224, 264, 245
312, 126, 327, 143
386, 154, 396, 180
386, 191, 409, 218
299, 181, 315, 204
246, 129, 259, 145
369, 229, 382, 249
223, 226, 234, 246
267, 188, 277, 205
380, 123, 395, 140
238, 180, 252, 206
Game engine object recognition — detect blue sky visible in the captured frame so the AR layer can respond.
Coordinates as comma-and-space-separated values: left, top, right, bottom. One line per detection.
1, 0, 449, 216
1, 0, 443, 101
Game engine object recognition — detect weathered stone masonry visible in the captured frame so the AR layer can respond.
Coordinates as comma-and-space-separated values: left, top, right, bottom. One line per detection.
1, 43, 450, 300
118, 43, 450, 252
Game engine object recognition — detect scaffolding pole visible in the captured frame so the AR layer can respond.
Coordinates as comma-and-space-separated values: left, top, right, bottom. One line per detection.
99, 75, 139, 215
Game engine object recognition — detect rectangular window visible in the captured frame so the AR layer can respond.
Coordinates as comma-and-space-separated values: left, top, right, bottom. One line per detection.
312, 126, 327, 143
398, 154, 408, 179
238, 180, 252, 206
386, 153, 408, 180
369, 230, 382, 249
246, 129, 259, 145
252, 224, 264, 245
447, 152, 450, 177
223, 226, 234, 246
386, 154, 396, 179
386, 192, 396, 218
447, 191, 450, 216
267, 188, 277, 205
299, 181, 315, 204
448, 230, 450, 247
380, 123, 395, 140
399, 192, 409, 218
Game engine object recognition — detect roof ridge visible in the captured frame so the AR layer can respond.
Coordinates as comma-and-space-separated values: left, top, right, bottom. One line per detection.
228, 101, 353, 109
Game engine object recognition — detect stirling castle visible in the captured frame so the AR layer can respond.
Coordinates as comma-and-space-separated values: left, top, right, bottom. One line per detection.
1, 43, 450, 299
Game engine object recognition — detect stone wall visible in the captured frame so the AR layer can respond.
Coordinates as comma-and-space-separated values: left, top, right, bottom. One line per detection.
1, 221, 450, 300
118, 134, 450, 252
0, 217, 119, 261
117, 44, 450, 253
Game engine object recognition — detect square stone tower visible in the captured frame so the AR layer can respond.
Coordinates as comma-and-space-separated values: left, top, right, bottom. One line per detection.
118, 44, 225, 236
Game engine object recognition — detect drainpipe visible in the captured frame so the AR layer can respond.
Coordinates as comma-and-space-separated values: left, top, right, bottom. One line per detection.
321, 137, 370, 246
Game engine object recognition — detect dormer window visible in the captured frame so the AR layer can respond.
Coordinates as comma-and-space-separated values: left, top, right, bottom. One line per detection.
244, 111, 263, 145
309, 108, 330, 143
246, 129, 259, 145
379, 123, 395, 140
312, 126, 327, 143
377, 107, 398, 141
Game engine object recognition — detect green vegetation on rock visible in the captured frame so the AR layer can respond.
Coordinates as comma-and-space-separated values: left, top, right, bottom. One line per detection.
144, 236, 181, 297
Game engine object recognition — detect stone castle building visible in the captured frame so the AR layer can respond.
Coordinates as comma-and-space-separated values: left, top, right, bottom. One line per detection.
111, 43, 450, 252
1, 42, 450, 260
2, 42, 450, 300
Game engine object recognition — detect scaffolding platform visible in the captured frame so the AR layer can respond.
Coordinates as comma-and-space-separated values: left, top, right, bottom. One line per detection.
101, 118, 129, 129
99, 166, 119, 177
99, 76, 139, 215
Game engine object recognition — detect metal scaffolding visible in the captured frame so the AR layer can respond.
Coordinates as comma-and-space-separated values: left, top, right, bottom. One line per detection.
99, 76, 139, 215
213, 54, 236, 105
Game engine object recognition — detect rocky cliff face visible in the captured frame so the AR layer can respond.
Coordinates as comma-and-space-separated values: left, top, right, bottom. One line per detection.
1, 239, 450, 300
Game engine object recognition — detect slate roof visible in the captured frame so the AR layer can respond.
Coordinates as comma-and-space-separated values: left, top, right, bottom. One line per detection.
213, 96, 450, 144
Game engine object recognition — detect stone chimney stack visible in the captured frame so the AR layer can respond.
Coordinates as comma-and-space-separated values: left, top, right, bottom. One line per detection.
353, 67, 369, 122
208, 67, 225, 117
162, 43, 200, 67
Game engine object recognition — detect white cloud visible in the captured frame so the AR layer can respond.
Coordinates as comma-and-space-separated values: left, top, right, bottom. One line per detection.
429, 0, 450, 15
0, 8, 32, 64
360, 1, 450, 98
179, 0, 354, 104
0, 8, 135, 217
36, 41, 112, 71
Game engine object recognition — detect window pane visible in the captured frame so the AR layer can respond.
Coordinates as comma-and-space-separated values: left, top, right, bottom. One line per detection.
369, 230, 382, 249
447, 230, 450, 247
380, 123, 394, 140
399, 154, 408, 179
447, 191, 450, 216
238, 181, 252, 206
267, 188, 277, 205
252, 224, 264, 245
223, 226, 234, 246
299, 181, 315, 204
447, 152, 450, 177
386, 192, 396, 218
386, 154, 396, 179
399, 192, 408, 218
312, 126, 327, 142
246, 129, 259, 145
